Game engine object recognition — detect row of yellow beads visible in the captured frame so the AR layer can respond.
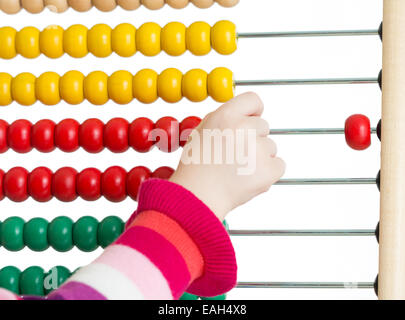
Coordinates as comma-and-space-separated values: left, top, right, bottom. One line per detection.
0, 67, 234, 106
0, 21, 237, 59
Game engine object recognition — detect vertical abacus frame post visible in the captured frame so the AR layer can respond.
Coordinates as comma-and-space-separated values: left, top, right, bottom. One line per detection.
379, 0, 405, 300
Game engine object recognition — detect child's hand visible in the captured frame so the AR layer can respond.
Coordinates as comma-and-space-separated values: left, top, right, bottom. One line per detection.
170, 92, 285, 221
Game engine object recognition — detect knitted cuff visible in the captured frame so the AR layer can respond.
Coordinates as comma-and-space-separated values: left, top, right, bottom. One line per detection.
130, 179, 237, 297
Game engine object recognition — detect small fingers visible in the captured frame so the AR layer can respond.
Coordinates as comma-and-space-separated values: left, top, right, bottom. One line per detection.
241, 117, 270, 137
258, 137, 277, 158
221, 92, 264, 117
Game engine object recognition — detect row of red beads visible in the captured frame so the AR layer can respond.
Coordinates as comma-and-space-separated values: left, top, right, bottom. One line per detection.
0, 116, 202, 154
0, 166, 174, 203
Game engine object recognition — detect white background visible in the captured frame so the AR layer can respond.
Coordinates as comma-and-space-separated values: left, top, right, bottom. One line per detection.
0, 0, 382, 300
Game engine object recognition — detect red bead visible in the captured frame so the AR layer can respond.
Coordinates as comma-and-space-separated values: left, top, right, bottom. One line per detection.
129, 118, 155, 153
4, 167, 29, 202
127, 166, 151, 200
179, 116, 201, 147
104, 118, 129, 153
55, 119, 80, 153
28, 167, 53, 202
77, 168, 101, 201
32, 119, 56, 153
8, 120, 32, 153
154, 117, 180, 153
101, 166, 127, 202
345, 114, 371, 151
0, 169, 4, 200
79, 119, 104, 153
0, 120, 9, 153
52, 167, 78, 202
152, 166, 175, 180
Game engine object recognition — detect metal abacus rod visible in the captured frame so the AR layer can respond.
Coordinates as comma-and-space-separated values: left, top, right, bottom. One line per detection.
235, 77, 379, 87
229, 229, 375, 237
276, 177, 377, 185
237, 282, 374, 289
238, 29, 379, 39
271, 128, 377, 135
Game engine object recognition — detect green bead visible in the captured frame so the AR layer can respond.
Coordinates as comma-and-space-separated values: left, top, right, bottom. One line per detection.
97, 216, 124, 248
223, 220, 229, 230
180, 292, 199, 300
24, 218, 49, 252
0, 266, 21, 294
44, 266, 71, 295
200, 294, 227, 300
1, 217, 25, 251
48, 216, 73, 252
73, 216, 99, 252
20, 266, 44, 296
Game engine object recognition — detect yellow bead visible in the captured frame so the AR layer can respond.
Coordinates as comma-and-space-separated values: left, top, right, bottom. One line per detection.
133, 69, 158, 104
208, 67, 234, 102
0, 73, 12, 106
182, 69, 208, 102
16, 27, 40, 59
63, 24, 88, 58
186, 22, 211, 56
88, 24, 112, 58
84, 71, 109, 105
136, 22, 161, 57
39, 25, 64, 59
35, 72, 61, 105
11, 73, 37, 106
112, 23, 136, 57
211, 20, 237, 55
0, 27, 17, 59
108, 71, 133, 104
161, 22, 186, 56
60, 71, 84, 105
158, 68, 183, 103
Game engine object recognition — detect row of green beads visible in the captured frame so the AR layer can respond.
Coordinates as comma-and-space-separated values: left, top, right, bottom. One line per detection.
0, 216, 125, 252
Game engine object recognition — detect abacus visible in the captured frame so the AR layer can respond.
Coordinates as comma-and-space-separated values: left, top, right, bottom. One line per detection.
0, 1, 403, 301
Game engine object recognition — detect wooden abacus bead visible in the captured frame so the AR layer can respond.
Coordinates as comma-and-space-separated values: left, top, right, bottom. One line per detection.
158, 68, 183, 103
63, 25, 89, 58
15, 27, 40, 58
0, 170, 4, 200
92, 0, 117, 11
208, 67, 234, 102
212, 20, 237, 55
127, 166, 151, 200
0, 28, 17, 59
88, 24, 113, 58
186, 22, 211, 56
152, 166, 175, 179
112, 24, 137, 58
68, 0, 92, 12
60, 71, 85, 104
40, 26, 64, 59
108, 70, 133, 104
28, 167, 53, 202
102, 166, 127, 202
0, 120, 8, 153
11, 73, 37, 105
141, 0, 165, 10
8, 120, 32, 153
44, 266, 70, 295
55, 119, 80, 153
180, 116, 202, 146
0, 0, 21, 14
20, 266, 44, 295
117, 0, 141, 10
344, 114, 371, 151
32, 120, 56, 153
183, 69, 208, 102
52, 167, 78, 202
84, 71, 109, 105
104, 118, 130, 153
44, 0, 69, 12
216, 0, 239, 7
76, 168, 102, 201
98, 216, 124, 248
24, 218, 49, 251
161, 22, 187, 56
0, 266, 21, 293
166, 0, 189, 8
1, 217, 25, 251
129, 117, 155, 152
0, 73, 12, 105
35, 72, 61, 105
48, 216, 74, 252
136, 22, 162, 57
79, 119, 105, 153
133, 69, 159, 103
155, 116, 180, 152
73, 216, 99, 252
4, 167, 29, 202
192, 0, 214, 8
